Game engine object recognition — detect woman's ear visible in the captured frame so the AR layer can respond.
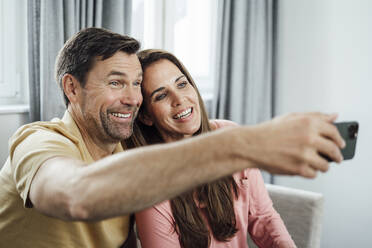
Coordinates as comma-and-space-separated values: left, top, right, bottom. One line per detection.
62, 74, 81, 104
139, 111, 154, 126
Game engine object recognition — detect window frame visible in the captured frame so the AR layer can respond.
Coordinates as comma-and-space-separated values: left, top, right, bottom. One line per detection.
131, 0, 219, 100
0, 0, 29, 106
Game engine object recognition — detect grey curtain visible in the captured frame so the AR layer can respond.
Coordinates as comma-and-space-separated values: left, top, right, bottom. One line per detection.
28, 0, 132, 121
212, 0, 277, 182
212, 0, 276, 125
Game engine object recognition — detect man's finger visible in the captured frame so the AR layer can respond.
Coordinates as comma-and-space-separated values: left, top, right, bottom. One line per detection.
319, 121, 346, 148
315, 136, 343, 163
306, 112, 338, 123
305, 149, 330, 172
298, 164, 317, 179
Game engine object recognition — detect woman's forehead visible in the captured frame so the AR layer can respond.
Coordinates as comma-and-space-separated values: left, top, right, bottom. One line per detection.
143, 60, 183, 90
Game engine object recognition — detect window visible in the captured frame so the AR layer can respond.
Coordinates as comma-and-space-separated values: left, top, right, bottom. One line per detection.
131, 0, 219, 99
0, 0, 29, 106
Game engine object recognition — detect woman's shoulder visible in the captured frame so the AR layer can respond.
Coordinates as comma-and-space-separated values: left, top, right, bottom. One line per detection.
209, 119, 239, 130
233, 168, 262, 186
137, 200, 173, 220
153, 200, 173, 215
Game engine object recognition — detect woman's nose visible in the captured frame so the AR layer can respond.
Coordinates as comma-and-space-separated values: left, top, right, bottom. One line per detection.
171, 92, 184, 107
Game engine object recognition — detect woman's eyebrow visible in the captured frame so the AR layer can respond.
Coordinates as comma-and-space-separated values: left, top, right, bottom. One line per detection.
150, 87, 165, 98
174, 75, 185, 83
149, 75, 185, 98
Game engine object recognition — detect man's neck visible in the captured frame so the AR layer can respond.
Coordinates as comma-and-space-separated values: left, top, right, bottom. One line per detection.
68, 106, 118, 160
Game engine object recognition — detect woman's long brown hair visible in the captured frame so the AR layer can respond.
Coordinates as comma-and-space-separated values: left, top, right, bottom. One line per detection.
123, 49, 238, 248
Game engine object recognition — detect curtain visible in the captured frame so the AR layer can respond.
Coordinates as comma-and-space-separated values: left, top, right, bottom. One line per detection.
28, 0, 132, 121
212, 0, 276, 125
212, 0, 277, 182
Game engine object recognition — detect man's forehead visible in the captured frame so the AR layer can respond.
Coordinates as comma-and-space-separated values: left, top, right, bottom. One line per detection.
92, 52, 143, 77
98, 51, 140, 64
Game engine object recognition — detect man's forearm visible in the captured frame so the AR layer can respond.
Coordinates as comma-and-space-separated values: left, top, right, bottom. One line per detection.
71, 126, 252, 220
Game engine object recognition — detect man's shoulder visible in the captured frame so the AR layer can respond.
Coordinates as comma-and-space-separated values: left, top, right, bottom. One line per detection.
10, 119, 79, 148
8, 117, 83, 163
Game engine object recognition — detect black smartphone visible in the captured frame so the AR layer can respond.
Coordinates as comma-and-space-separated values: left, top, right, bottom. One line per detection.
322, 121, 359, 161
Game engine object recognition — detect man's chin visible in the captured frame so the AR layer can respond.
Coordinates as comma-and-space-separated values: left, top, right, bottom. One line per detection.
102, 118, 135, 141
108, 128, 134, 141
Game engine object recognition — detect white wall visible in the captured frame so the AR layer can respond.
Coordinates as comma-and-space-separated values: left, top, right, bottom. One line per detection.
275, 0, 372, 247
0, 112, 29, 167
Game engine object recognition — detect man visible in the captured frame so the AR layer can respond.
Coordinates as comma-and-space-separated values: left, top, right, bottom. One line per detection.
0, 28, 345, 247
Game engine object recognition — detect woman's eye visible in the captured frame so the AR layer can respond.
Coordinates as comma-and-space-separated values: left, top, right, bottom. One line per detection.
177, 81, 187, 88
155, 93, 166, 101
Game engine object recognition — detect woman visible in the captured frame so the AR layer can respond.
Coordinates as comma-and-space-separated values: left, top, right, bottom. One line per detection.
124, 49, 296, 248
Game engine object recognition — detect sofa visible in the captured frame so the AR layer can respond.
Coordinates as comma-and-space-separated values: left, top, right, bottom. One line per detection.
247, 184, 324, 248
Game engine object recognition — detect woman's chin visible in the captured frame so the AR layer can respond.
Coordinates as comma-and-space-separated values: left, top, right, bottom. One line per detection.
179, 126, 200, 137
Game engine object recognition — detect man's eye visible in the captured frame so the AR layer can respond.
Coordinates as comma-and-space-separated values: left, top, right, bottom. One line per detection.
133, 81, 141, 87
109, 81, 121, 87
155, 93, 166, 101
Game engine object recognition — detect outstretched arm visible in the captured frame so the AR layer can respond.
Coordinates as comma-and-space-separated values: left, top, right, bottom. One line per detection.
29, 112, 344, 221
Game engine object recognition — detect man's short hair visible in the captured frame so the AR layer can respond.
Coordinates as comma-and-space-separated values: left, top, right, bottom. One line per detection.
55, 27, 140, 106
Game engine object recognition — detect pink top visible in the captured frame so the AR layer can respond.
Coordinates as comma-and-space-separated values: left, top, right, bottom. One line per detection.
135, 120, 295, 248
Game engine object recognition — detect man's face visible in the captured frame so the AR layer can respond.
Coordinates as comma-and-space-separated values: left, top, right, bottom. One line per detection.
78, 52, 143, 143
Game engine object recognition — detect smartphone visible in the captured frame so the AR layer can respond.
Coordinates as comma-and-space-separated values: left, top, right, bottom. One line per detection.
322, 121, 359, 161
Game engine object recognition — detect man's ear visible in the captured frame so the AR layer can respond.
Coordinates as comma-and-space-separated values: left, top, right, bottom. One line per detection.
139, 111, 154, 126
62, 74, 81, 104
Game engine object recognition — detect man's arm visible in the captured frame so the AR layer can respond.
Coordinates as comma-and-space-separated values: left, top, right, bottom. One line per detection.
29, 112, 345, 221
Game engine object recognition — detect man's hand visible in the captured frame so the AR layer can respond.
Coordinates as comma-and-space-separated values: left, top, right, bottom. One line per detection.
239, 112, 345, 178
277, 240, 297, 248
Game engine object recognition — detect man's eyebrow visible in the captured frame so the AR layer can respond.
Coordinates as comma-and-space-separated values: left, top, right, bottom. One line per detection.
107, 71, 143, 79
150, 87, 165, 98
107, 70, 127, 77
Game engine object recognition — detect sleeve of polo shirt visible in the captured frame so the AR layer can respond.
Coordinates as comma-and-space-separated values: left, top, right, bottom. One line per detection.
9, 128, 81, 208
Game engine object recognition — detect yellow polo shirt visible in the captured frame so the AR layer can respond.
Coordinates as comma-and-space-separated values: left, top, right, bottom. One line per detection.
0, 111, 129, 247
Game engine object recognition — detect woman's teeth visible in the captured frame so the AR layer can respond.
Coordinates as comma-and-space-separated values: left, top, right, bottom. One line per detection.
111, 112, 131, 118
174, 108, 192, 119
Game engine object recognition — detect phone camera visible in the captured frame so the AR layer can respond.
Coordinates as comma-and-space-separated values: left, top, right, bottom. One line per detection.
348, 124, 358, 139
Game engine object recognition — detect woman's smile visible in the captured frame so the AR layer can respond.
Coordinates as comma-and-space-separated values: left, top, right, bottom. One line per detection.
173, 107, 193, 120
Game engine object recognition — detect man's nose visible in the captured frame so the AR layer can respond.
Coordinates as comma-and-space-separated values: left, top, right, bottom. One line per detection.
120, 87, 142, 107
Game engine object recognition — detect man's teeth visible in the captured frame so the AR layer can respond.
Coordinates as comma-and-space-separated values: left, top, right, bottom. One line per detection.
111, 112, 131, 118
174, 108, 192, 119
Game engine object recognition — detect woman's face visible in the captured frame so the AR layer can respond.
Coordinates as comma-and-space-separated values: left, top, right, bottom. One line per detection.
141, 59, 201, 142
